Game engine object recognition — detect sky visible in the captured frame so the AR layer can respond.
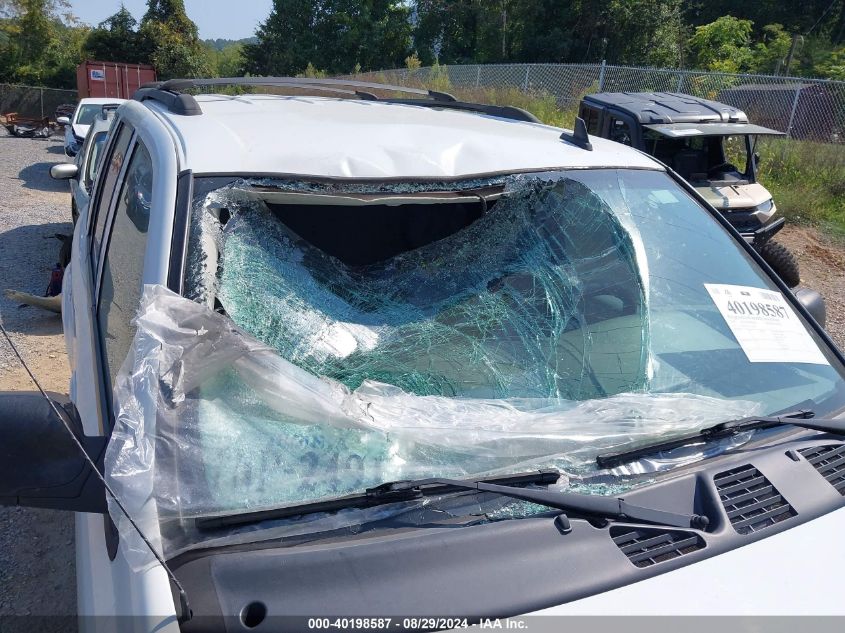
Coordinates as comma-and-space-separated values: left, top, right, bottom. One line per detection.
67, 0, 273, 40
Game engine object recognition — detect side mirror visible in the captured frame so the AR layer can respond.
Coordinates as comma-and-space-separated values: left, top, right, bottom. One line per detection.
56, 116, 70, 126
794, 287, 826, 328
754, 151, 761, 166
50, 163, 78, 180
0, 392, 106, 513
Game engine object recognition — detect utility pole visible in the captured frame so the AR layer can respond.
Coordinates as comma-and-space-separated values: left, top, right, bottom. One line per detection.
783, 34, 803, 76
501, 2, 507, 58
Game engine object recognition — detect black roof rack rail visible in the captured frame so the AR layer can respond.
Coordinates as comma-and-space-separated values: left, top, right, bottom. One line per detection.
379, 98, 541, 123
157, 76, 456, 101
135, 80, 381, 115
134, 87, 204, 116
132, 76, 541, 124
559, 116, 593, 151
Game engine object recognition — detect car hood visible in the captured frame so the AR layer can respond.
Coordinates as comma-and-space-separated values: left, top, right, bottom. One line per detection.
696, 182, 772, 210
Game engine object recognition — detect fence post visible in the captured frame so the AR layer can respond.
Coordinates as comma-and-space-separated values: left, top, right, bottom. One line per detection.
523, 65, 530, 91
39, 88, 44, 119
598, 60, 606, 91
676, 72, 683, 92
786, 86, 801, 138
476, 66, 481, 88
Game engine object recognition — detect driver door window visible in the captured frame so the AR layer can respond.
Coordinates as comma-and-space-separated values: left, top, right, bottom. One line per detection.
90, 123, 133, 270
97, 140, 154, 388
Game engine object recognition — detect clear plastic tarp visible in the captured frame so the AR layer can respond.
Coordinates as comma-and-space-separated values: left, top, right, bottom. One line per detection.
106, 171, 768, 565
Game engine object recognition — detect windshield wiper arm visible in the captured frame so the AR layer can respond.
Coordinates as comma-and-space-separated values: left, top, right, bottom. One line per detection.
371, 475, 709, 530
196, 468, 709, 531
196, 469, 560, 531
597, 409, 845, 470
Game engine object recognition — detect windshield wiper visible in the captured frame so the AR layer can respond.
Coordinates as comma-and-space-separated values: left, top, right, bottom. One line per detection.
196, 468, 709, 531
596, 409, 845, 470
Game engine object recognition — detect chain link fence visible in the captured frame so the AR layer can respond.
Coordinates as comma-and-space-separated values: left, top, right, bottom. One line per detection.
0, 84, 78, 121
365, 63, 845, 144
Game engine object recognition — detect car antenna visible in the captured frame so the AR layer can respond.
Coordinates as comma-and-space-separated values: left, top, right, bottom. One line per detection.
0, 323, 193, 624
560, 116, 593, 151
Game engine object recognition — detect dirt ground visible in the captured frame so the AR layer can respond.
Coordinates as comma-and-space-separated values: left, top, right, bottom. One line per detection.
0, 132, 844, 625
778, 226, 845, 351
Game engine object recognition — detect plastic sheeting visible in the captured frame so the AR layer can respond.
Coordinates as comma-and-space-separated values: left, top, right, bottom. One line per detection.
107, 172, 766, 564
107, 284, 762, 565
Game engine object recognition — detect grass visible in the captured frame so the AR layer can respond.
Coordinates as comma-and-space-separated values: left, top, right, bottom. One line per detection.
754, 138, 845, 236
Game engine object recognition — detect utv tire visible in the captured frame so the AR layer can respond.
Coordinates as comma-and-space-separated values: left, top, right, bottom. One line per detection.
760, 239, 800, 288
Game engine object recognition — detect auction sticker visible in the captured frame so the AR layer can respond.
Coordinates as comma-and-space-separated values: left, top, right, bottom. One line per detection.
704, 283, 828, 365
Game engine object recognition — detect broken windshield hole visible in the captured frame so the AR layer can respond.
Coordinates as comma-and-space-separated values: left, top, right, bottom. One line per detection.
193, 176, 650, 400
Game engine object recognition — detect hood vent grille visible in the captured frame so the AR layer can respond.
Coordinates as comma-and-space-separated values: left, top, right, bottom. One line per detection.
714, 464, 795, 534
799, 444, 845, 495
610, 527, 703, 568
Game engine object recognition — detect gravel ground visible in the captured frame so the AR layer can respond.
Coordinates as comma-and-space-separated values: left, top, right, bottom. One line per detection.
0, 132, 76, 630
778, 226, 845, 351
0, 131, 843, 627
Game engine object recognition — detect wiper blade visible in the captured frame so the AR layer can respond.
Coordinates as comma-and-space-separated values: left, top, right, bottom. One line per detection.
196, 469, 560, 531
196, 468, 709, 531
597, 409, 845, 470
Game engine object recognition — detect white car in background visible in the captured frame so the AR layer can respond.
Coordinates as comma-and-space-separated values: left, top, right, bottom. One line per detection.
1, 78, 845, 632
57, 97, 124, 157
51, 103, 118, 225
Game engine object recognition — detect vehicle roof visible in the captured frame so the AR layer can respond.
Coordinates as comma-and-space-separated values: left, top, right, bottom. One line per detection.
143, 93, 663, 179
583, 92, 749, 125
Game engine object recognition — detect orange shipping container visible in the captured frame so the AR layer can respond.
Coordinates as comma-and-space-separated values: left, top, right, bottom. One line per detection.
76, 61, 157, 100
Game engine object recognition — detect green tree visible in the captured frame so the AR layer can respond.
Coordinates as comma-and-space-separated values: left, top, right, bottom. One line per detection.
815, 46, 845, 79
243, 0, 412, 76
413, 0, 685, 67
213, 42, 245, 76
83, 5, 149, 64
0, 0, 85, 87
688, 15, 754, 72
139, 0, 209, 78
751, 23, 792, 74
413, 0, 495, 65
604, 0, 686, 67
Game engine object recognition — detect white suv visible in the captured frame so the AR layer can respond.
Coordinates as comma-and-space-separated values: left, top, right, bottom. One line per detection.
2, 78, 845, 632
57, 97, 126, 157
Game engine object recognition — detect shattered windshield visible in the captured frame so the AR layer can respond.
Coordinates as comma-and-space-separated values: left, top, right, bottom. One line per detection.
106, 168, 845, 562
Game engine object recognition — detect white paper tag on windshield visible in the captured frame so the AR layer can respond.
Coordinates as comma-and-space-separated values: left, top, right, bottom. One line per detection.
704, 283, 829, 365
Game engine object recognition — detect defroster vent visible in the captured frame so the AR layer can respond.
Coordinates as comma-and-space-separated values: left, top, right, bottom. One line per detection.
714, 464, 795, 534
610, 527, 703, 568
799, 444, 845, 495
